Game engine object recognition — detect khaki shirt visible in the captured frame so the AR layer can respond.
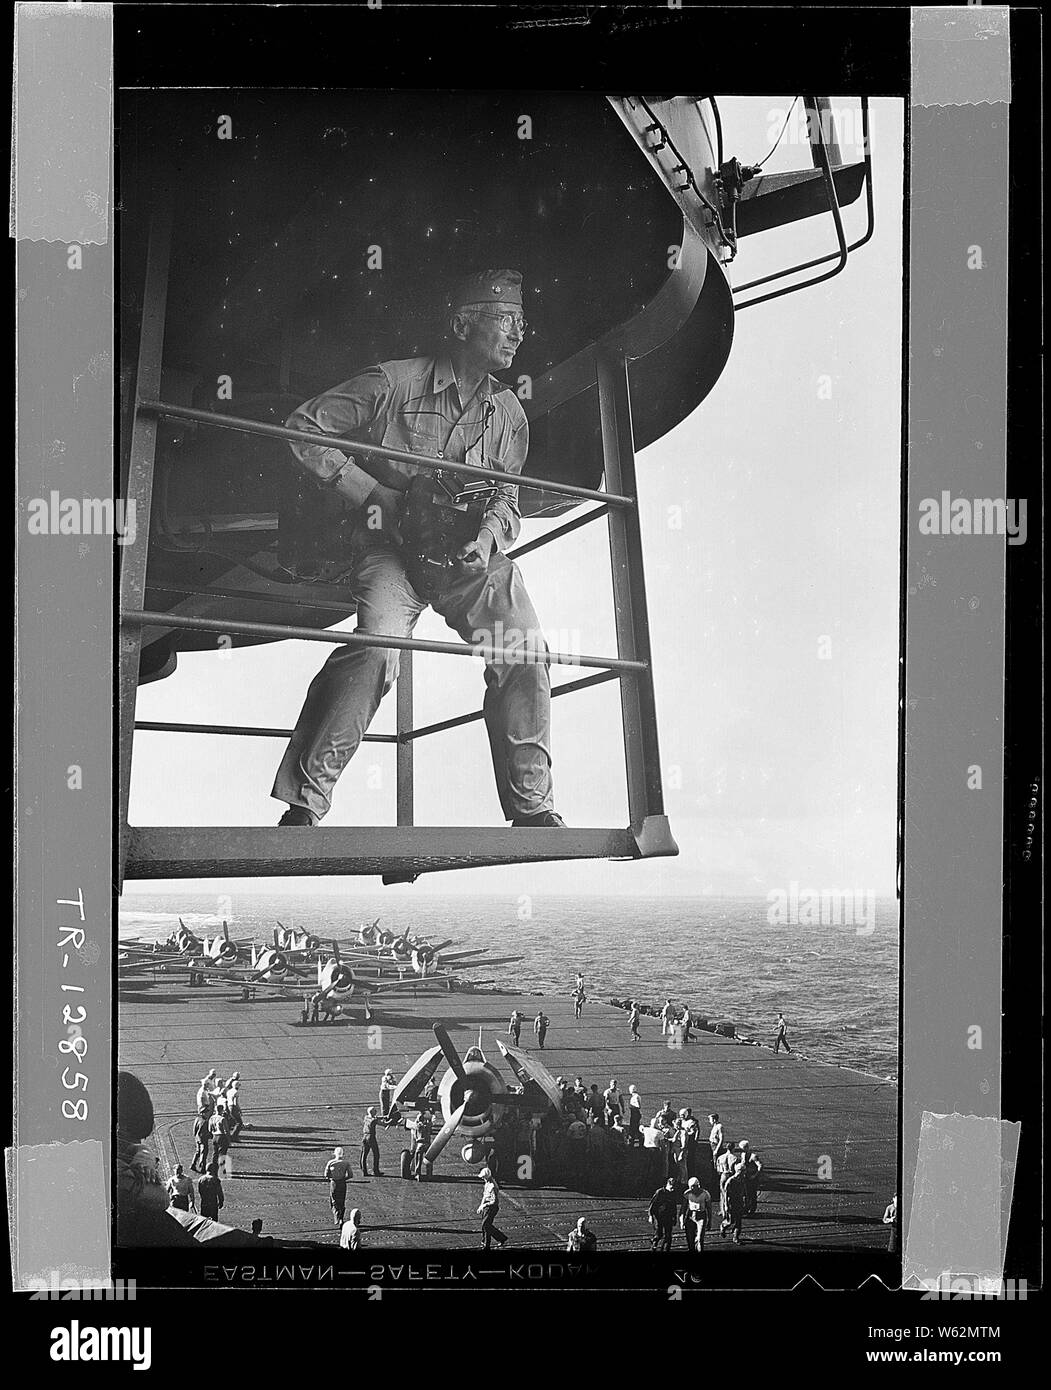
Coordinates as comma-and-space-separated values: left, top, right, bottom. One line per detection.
286, 354, 529, 551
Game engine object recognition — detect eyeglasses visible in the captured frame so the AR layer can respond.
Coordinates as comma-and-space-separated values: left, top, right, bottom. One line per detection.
476, 311, 529, 334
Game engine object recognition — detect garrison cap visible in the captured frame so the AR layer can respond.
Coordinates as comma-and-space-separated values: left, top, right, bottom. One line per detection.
448, 268, 524, 311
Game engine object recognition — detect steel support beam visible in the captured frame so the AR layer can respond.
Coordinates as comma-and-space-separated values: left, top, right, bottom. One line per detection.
118, 188, 172, 887
596, 351, 675, 853
396, 651, 414, 826
507, 505, 610, 560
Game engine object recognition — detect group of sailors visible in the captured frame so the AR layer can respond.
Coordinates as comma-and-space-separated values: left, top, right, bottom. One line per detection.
555, 1076, 646, 1144
190, 1068, 246, 1175
647, 1112, 764, 1250
507, 1008, 550, 1049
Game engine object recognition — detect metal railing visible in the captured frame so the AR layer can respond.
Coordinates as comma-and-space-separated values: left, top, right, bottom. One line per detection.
137, 400, 636, 508
733, 96, 873, 310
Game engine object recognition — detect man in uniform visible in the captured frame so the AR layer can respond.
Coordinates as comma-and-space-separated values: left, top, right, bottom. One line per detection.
190, 1112, 210, 1173
323, 1146, 352, 1227
272, 269, 564, 831
410, 1106, 435, 1179
681, 1177, 711, 1253
477, 1167, 508, 1250
166, 1164, 196, 1213
197, 1163, 225, 1223
647, 1177, 681, 1252
361, 1107, 383, 1177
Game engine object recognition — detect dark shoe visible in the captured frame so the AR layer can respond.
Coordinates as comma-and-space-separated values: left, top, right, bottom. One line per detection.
511, 811, 567, 828
278, 806, 317, 827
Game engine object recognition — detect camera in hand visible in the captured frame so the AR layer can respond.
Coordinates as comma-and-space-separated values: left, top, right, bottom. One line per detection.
399, 471, 500, 600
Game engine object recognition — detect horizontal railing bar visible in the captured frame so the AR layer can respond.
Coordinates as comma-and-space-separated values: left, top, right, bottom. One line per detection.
405, 669, 622, 741
138, 399, 635, 508
507, 504, 610, 560
134, 720, 396, 743
122, 609, 648, 672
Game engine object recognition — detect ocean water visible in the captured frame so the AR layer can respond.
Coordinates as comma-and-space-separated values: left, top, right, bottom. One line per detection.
119, 892, 899, 1079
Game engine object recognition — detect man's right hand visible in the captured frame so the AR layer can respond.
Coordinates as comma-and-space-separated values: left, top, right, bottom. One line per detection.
366, 483, 405, 545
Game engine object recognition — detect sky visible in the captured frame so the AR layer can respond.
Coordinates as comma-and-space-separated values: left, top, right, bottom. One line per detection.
125, 96, 904, 901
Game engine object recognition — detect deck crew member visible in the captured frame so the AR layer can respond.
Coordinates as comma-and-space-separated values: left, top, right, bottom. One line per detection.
648, 1178, 681, 1252
566, 1217, 597, 1252
190, 1112, 210, 1173
654, 1099, 676, 1129
741, 1146, 763, 1215
669, 1119, 691, 1183
477, 1167, 508, 1250
225, 1073, 244, 1137
379, 1068, 397, 1116
681, 1005, 693, 1043
411, 1107, 435, 1179
340, 1208, 363, 1250
681, 1177, 711, 1252
720, 1158, 747, 1244
679, 1109, 699, 1177
626, 1084, 643, 1147
197, 1164, 225, 1222
659, 999, 674, 1035
361, 1107, 383, 1177
208, 1106, 232, 1176
195, 1071, 218, 1117
708, 1113, 725, 1157
603, 1080, 623, 1129
324, 1146, 352, 1226
629, 1001, 641, 1042
774, 1012, 791, 1053
573, 985, 586, 1020
533, 1010, 549, 1050
272, 269, 564, 832
508, 1009, 523, 1046
166, 1165, 195, 1213
585, 1085, 604, 1127
716, 1145, 738, 1226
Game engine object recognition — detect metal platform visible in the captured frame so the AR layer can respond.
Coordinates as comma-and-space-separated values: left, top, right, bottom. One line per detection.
123, 821, 678, 881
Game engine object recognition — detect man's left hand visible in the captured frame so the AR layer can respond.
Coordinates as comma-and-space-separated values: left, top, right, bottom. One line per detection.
457, 529, 495, 572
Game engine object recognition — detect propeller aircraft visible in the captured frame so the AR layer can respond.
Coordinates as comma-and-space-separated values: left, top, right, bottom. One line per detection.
389, 1024, 564, 1178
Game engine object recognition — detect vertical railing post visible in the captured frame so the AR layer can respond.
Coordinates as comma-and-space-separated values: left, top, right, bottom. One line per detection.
396, 650, 414, 825
596, 350, 673, 849
118, 187, 173, 886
